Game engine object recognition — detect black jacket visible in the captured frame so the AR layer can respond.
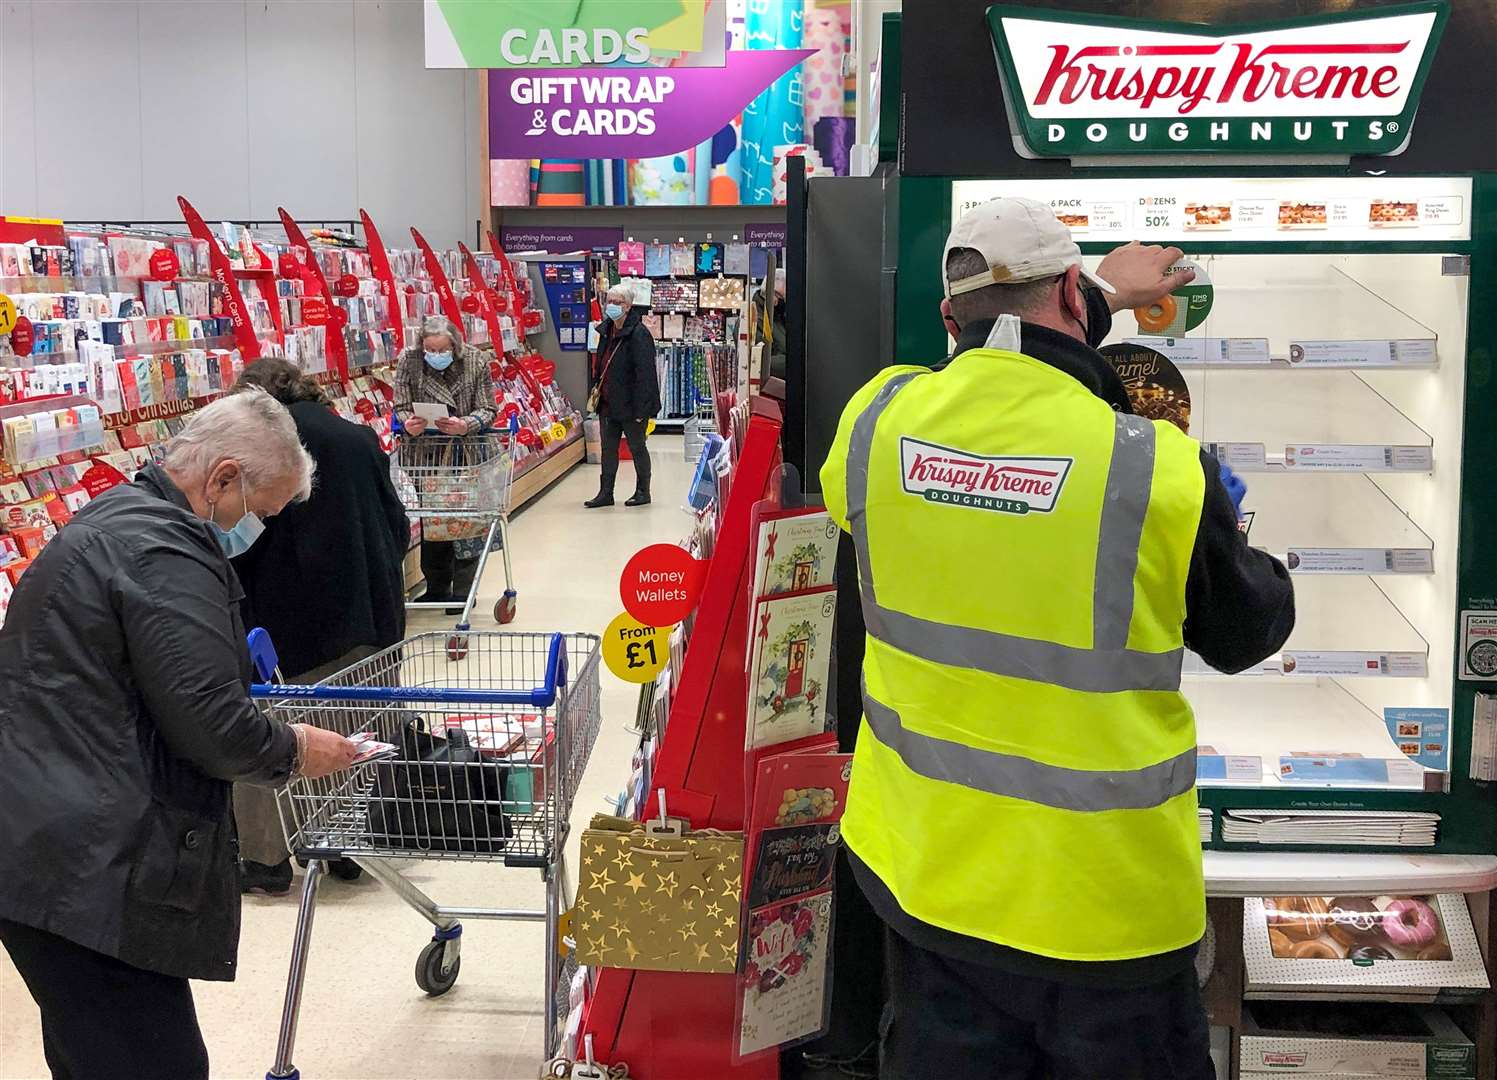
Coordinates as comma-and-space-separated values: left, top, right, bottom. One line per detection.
234, 401, 409, 678
835, 320, 1295, 987
0, 465, 296, 981
594, 308, 661, 421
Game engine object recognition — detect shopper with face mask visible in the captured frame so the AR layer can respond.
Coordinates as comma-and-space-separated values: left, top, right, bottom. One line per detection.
392, 315, 499, 611
0, 388, 358, 1080
228, 359, 411, 895
820, 198, 1295, 1080
585, 283, 661, 508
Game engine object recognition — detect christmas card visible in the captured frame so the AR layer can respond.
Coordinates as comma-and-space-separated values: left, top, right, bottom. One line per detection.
750, 506, 840, 600
746, 591, 836, 750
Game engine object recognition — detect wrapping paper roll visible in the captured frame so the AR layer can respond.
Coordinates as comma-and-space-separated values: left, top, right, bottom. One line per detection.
709, 118, 743, 205
489, 159, 530, 207
801, 2, 845, 129
814, 116, 855, 176
740, 1, 804, 205
631, 154, 694, 205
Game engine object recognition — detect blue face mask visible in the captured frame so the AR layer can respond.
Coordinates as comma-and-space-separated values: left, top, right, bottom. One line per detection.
209, 475, 265, 559
424, 349, 455, 371
605, 303, 624, 321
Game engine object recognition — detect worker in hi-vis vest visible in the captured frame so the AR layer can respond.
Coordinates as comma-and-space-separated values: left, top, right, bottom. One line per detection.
820, 198, 1294, 1080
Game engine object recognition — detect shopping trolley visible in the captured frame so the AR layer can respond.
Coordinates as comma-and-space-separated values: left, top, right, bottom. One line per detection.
249, 629, 603, 1079
391, 432, 519, 628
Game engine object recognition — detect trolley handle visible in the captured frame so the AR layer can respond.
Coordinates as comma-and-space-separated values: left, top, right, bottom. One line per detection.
248, 632, 571, 709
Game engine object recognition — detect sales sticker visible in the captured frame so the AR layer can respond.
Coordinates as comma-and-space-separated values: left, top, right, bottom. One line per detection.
602, 610, 670, 684
1460, 610, 1497, 680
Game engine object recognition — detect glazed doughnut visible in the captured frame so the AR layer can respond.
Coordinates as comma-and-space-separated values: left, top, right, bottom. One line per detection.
1134, 294, 1178, 334
1291, 938, 1340, 959
1268, 929, 1294, 957
1268, 896, 1332, 940
1418, 942, 1453, 961
1383, 898, 1440, 950
1327, 897, 1386, 948
1349, 944, 1394, 961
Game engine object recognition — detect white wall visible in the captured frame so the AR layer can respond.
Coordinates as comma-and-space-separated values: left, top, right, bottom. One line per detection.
0, 0, 484, 247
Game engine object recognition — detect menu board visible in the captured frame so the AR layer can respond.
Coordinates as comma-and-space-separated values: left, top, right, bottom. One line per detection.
953, 177, 1473, 244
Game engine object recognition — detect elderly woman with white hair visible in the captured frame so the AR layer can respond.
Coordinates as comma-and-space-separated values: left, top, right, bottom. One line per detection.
393, 315, 498, 609
0, 388, 357, 1080
585, 282, 661, 508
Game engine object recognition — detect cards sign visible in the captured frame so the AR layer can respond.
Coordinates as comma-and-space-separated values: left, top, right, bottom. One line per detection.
988, 2, 1446, 157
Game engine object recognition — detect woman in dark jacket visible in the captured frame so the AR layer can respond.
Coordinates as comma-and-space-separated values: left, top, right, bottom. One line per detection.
230, 358, 411, 893
586, 283, 661, 508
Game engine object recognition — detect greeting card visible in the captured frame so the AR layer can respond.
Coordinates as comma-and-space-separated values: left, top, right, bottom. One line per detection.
736, 894, 834, 1058
746, 590, 836, 750
751, 507, 840, 599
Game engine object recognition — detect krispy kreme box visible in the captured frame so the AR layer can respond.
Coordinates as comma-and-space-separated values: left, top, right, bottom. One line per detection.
1241, 1002, 1474, 1078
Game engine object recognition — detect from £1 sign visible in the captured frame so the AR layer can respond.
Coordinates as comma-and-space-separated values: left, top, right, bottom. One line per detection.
602, 611, 671, 684
0, 294, 14, 335
986, 2, 1447, 157
621, 543, 707, 627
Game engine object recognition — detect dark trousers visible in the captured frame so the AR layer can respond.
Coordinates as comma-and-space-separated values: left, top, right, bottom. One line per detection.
420, 539, 479, 601
881, 928, 1216, 1080
0, 919, 210, 1080
598, 417, 651, 497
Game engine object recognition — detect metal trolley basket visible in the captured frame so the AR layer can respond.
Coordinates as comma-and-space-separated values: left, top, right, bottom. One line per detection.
391, 432, 519, 627
252, 630, 602, 1080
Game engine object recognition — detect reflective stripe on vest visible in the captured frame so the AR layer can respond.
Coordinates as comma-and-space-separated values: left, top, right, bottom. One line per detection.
862, 682, 1197, 812
845, 372, 1183, 695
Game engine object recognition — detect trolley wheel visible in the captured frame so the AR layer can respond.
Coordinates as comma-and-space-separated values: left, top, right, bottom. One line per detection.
494, 592, 517, 624
446, 634, 469, 661
328, 858, 362, 882
415, 939, 461, 996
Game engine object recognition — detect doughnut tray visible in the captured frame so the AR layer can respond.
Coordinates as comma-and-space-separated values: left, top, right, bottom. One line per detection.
1243, 893, 1488, 997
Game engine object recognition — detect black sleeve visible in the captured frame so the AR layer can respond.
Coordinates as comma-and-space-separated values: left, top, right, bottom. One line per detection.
1184, 448, 1296, 673
633, 326, 660, 420
121, 541, 297, 786
366, 426, 410, 556
832, 530, 866, 753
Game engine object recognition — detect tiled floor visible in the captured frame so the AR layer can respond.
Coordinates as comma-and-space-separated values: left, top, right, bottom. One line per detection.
0, 443, 691, 1080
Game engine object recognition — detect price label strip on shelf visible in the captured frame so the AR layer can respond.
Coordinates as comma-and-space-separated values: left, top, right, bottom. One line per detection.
1202, 442, 1268, 471
602, 611, 671, 684
1195, 752, 1264, 783
1278, 651, 1428, 678
1288, 339, 1438, 368
1124, 336, 1272, 366
1285, 548, 1435, 575
1283, 444, 1433, 472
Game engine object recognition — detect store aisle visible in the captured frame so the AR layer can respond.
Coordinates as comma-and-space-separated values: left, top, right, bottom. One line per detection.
0, 444, 695, 1080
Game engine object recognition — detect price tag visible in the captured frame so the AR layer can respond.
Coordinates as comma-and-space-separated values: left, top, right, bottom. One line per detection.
1283, 444, 1433, 472
550, 422, 567, 443
602, 611, 671, 683
0, 294, 15, 335
1285, 548, 1434, 575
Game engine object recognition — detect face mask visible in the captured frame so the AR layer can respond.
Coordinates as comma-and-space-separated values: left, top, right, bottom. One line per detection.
209, 475, 265, 559
605, 303, 624, 321
424, 349, 455, 371
1078, 282, 1113, 350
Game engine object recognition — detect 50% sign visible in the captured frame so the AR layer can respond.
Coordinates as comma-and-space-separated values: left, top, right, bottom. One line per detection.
601, 544, 707, 684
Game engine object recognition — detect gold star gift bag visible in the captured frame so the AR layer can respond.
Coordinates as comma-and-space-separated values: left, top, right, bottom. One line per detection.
573, 814, 745, 974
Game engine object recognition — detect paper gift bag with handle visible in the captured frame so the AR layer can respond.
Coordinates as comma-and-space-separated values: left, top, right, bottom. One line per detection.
574, 814, 744, 974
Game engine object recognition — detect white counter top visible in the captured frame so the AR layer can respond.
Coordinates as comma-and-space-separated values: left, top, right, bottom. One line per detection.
1204, 851, 1497, 897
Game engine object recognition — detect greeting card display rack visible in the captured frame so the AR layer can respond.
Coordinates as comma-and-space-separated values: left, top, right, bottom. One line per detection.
575, 396, 786, 1079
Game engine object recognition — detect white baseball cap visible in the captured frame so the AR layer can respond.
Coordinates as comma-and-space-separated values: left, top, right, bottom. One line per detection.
943, 196, 1115, 299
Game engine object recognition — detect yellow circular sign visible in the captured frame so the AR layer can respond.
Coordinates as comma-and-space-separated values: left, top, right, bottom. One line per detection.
601, 611, 671, 684
550, 422, 567, 442
0, 295, 15, 335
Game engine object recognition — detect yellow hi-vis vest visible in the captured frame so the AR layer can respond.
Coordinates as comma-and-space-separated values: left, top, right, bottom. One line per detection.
820, 347, 1207, 962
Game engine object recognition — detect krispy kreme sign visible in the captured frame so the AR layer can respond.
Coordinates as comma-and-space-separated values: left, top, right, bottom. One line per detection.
900, 437, 1072, 516
988, 2, 1447, 157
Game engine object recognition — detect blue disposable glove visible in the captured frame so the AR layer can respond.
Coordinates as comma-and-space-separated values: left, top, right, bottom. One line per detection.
1219, 461, 1247, 520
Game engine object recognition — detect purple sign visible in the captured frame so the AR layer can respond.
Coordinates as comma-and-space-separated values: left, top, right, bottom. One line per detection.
744, 224, 787, 248
500, 226, 625, 255
489, 49, 813, 159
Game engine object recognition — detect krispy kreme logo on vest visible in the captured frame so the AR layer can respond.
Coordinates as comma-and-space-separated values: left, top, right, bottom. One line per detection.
900, 437, 1072, 516
987, 3, 1446, 156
